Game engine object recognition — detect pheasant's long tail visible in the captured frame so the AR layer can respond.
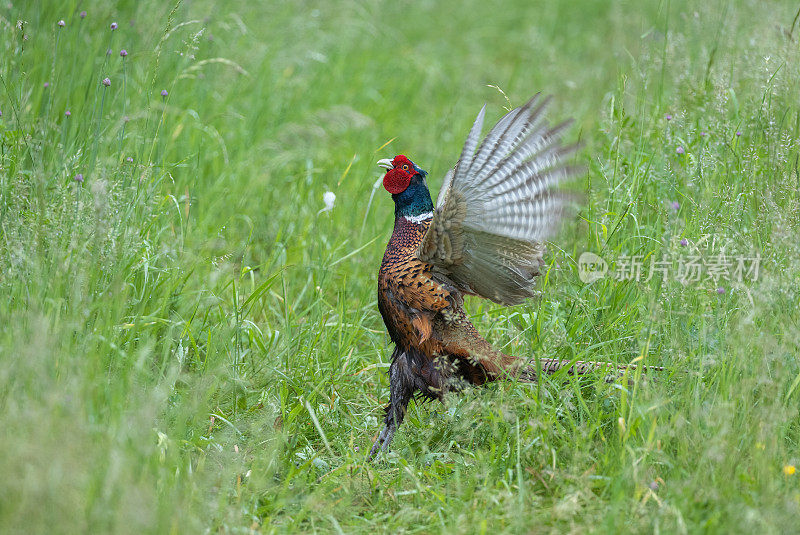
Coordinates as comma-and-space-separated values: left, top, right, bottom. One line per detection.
447, 319, 663, 382
517, 357, 664, 381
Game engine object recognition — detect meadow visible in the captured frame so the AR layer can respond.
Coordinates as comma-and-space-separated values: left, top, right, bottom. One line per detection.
1, 0, 799, 532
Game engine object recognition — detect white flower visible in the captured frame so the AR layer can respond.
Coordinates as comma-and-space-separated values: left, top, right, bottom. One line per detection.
319, 191, 336, 214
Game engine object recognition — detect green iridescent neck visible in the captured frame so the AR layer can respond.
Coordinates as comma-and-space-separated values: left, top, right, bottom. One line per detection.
392, 174, 434, 220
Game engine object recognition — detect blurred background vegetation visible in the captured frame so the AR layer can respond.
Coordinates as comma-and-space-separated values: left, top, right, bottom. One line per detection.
1, 0, 799, 532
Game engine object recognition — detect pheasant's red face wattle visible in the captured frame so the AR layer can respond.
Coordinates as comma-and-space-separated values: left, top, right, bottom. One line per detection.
381, 154, 416, 194
383, 168, 412, 194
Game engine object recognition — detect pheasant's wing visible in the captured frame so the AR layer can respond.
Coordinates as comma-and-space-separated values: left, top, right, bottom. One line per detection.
417, 94, 580, 305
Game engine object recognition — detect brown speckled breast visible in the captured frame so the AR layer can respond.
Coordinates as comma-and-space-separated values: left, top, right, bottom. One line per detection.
377, 216, 435, 347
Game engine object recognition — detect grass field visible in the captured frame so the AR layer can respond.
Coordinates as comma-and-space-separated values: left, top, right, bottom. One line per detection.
1, 0, 799, 532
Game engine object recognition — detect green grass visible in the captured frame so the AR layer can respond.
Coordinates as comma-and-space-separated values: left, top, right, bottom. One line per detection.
1, 0, 799, 532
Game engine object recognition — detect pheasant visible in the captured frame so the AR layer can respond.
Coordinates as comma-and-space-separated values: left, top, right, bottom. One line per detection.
369, 95, 660, 460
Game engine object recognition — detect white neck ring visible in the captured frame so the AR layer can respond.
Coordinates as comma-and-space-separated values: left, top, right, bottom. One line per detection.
402, 211, 434, 224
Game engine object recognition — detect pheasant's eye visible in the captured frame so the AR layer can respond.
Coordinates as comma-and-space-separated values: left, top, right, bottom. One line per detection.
402, 164, 409, 171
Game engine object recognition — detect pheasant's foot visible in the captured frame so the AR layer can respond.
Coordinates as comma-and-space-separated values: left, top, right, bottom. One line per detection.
367, 424, 396, 461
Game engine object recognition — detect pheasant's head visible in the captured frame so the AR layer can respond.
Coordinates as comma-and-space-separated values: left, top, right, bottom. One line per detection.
377, 155, 433, 219
377, 155, 426, 194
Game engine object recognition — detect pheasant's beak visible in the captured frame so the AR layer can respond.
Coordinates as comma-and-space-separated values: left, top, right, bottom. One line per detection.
377, 158, 393, 170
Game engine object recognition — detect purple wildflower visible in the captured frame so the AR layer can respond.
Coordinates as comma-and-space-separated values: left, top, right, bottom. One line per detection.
57, 20, 65, 27
102, 77, 111, 87
43, 82, 50, 88
671, 201, 680, 210
676, 146, 684, 154
126, 157, 133, 163
110, 22, 118, 30
665, 114, 672, 121
716, 287, 725, 294
161, 89, 168, 97
80, 11, 87, 19
74, 173, 84, 183
65, 110, 71, 117
736, 131, 742, 137
0, 109, 3, 117
120, 49, 128, 57
680, 238, 688, 246
700, 131, 707, 137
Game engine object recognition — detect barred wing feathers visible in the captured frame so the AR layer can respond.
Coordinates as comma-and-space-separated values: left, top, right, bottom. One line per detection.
417, 95, 579, 305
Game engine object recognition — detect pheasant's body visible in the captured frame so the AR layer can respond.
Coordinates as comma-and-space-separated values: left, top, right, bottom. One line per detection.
368, 95, 662, 459
377, 215, 515, 393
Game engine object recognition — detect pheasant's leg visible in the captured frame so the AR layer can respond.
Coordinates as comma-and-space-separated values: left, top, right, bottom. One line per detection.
368, 351, 413, 461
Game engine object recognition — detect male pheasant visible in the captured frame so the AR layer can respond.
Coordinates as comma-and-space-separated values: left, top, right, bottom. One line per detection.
369, 95, 659, 460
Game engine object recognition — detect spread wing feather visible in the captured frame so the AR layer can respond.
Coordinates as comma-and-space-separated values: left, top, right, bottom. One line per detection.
417, 95, 579, 305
